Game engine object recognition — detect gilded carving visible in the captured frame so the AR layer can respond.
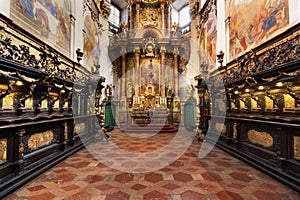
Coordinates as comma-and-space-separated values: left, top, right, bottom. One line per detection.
2, 93, 14, 109
74, 123, 86, 134
140, 7, 161, 27
248, 129, 273, 148
0, 138, 7, 164
294, 136, 300, 160
251, 98, 258, 109
142, 0, 159, 3
284, 94, 295, 109
28, 131, 54, 151
265, 96, 273, 110
25, 97, 33, 109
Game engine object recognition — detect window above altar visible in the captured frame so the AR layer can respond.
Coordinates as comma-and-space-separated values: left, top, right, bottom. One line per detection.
109, 4, 121, 27
172, 3, 191, 29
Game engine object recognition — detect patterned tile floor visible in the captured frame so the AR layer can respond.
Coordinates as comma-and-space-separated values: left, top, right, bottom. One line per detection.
5, 129, 300, 200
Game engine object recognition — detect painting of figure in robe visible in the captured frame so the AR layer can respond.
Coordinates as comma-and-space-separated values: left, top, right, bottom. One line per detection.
83, 15, 100, 70
206, 11, 217, 69
140, 59, 160, 95
10, 0, 72, 56
230, 0, 289, 60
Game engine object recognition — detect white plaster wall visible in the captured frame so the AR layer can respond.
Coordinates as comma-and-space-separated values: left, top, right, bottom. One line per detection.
121, 7, 128, 23
73, 0, 84, 63
99, 17, 113, 85
0, 0, 11, 18
216, 0, 226, 65
289, 0, 300, 25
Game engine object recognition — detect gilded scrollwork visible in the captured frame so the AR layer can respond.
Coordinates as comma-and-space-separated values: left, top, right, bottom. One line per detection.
248, 129, 273, 148
0, 138, 7, 164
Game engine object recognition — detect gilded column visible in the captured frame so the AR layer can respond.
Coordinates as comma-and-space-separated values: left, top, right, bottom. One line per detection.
174, 48, 179, 96
121, 48, 126, 97
136, 3, 140, 29
134, 47, 140, 96
160, 46, 166, 97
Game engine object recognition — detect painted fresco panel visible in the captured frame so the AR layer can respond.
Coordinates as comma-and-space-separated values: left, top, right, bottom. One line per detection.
206, 11, 217, 68
10, 0, 72, 56
83, 15, 100, 70
230, 0, 289, 60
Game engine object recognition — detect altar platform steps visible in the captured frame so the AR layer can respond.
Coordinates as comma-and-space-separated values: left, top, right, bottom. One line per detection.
124, 124, 178, 133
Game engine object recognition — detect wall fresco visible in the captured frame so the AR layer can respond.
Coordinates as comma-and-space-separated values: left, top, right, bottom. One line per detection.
83, 14, 100, 70
206, 11, 217, 67
10, 0, 72, 56
230, 0, 289, 60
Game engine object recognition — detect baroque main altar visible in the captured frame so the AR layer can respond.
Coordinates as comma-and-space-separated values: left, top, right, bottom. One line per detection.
109, 0, 190, 128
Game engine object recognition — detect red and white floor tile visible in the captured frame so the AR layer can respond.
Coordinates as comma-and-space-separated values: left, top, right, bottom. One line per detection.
5, 129, 300, 200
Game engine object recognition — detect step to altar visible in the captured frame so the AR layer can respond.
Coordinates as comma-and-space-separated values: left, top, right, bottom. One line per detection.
124, 123, 178, 133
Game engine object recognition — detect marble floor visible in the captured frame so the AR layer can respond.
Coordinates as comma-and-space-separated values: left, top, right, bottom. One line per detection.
5, 129, 300, 200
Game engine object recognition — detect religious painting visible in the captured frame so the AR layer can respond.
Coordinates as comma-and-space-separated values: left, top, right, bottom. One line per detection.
83, 14, 100, 70
206, 11, 217, 68
140, 59, 160, 96
229, 0, 289, 60
10, 0, 72, 56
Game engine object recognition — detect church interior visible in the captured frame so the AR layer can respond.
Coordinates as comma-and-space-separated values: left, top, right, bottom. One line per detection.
0, 0, 300, 199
